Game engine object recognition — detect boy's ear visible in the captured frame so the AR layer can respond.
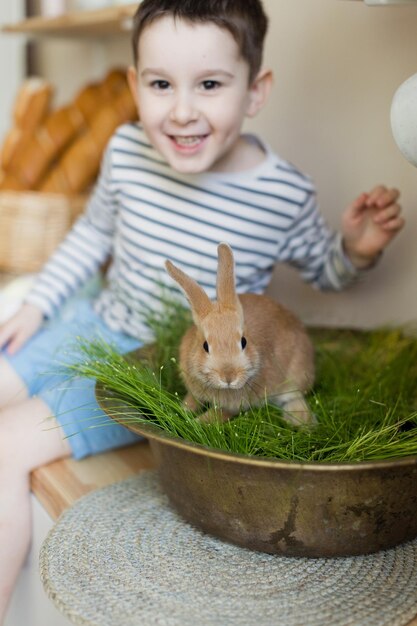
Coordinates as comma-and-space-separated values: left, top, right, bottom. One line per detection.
127, 66, 140, 112
246, 68, 273, 118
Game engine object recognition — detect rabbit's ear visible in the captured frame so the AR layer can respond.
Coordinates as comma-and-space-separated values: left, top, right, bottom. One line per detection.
165, 260, 212, 321
216, 243, 240, 311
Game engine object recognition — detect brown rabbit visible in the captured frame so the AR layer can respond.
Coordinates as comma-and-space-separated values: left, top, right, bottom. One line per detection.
165, 243, 315, 426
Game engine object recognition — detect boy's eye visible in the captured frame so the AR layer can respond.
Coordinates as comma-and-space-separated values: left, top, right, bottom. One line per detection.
151, 80, 170, 90
201, 80, 220, 91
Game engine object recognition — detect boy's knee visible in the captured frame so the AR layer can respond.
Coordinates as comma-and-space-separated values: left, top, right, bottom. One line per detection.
0, 398, 70, 474
0, 357, 28, 409
0, 407, 22, 469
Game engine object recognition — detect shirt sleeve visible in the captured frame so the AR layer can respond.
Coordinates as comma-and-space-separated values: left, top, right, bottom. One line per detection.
278, 191, 360, 291
24, 143, 118, 318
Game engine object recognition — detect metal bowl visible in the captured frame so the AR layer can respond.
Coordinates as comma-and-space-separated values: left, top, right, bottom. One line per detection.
98, 389, 417, 558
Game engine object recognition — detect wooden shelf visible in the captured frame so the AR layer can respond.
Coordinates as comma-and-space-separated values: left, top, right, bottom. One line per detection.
1, 4, 137, 38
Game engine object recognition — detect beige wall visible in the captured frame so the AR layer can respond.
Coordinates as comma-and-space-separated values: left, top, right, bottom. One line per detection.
0, 1, 25, 137
256, 0, 417, 329
35, 0, 417, 328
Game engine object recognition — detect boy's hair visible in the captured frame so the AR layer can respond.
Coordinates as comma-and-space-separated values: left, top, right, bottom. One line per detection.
131, 0, 268, 83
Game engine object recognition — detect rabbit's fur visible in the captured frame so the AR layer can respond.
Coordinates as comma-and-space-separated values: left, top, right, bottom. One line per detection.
165, 243, 315, 426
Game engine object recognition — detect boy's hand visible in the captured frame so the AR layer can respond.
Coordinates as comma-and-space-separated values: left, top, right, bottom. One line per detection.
0, 303, 44, 355
342, 186, 404, 269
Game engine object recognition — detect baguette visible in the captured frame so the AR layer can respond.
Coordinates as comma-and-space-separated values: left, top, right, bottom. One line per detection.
73, 69, 127, 126
73, 73, 129, 126
40, 85, 137, 194
1, 77, 54, 170
13, 77, 53, 133
73, 83, 106, 126
5, 105, 86, 189
38, 136, 100, 194
100, 68, 128, 98
1, 128, 28, 170
0, 171, 27, 191
1, 69, 134, 192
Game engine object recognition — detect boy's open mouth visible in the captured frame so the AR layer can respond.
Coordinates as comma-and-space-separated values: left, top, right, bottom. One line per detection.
170, 135, 208, 148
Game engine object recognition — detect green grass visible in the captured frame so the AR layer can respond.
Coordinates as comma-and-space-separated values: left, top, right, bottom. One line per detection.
64, 302, 417, 464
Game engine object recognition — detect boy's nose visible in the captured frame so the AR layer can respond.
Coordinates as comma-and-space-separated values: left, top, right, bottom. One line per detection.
169, 91, 198, 125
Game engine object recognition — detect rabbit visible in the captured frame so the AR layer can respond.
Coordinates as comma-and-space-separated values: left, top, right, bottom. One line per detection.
165, 243, 315, 426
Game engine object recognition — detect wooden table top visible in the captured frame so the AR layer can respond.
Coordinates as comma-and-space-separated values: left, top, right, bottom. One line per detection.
31, 441, 155, 520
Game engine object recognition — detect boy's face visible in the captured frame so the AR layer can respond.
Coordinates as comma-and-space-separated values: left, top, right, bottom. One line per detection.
129, 16, 267, 174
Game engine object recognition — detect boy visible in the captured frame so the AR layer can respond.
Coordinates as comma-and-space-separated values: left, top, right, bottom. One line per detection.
0, 0, 404, 620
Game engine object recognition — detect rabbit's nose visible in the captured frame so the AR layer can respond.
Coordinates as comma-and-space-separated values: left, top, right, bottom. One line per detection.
222, 369, 238, 386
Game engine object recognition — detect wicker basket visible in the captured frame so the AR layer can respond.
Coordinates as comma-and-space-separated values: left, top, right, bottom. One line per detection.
0, 191, 87, 273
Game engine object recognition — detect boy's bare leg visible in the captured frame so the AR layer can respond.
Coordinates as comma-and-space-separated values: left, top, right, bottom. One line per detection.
0, 395, 71, 624
0, 358, 29, 408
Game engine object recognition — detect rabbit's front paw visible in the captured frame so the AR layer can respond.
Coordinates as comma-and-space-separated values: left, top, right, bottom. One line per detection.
282, 396, 316, 427
197, 407, 234, 423
270, 390, 316, 427
182, 392, 200, 412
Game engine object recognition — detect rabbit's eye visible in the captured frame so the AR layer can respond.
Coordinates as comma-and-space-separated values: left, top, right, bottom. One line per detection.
203, 341, 209, 353
241, 337, 247, 349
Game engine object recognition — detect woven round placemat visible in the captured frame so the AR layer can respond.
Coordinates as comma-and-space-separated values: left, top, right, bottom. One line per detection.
40, 471, 417, 626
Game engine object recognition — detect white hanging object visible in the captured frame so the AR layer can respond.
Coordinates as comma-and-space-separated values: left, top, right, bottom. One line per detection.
364, 0, 417, 4
71, 0, 113, 9
391, 73, 417, 168
40, 0, 68, 16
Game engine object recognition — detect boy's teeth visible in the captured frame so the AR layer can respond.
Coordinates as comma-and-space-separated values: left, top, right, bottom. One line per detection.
174, 136, 202, 145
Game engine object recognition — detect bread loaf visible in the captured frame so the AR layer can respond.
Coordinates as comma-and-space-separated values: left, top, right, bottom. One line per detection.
40, 84, 137, 194
73, 83, 106, 126
0, 68, 136, 193
100, 68, 128, 98
1, 128, 28, 170
4, 105, 86, 189
0, 78, 54, 171
72, 72, 129, 127
0, 172, 26, 192
38, 136, 100, 194
13, 77, 53, 133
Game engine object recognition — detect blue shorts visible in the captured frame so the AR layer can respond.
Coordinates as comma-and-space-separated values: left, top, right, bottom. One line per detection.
2, 300, 143, 460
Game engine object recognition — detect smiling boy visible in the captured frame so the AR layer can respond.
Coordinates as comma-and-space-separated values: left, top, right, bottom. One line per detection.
0, 0, 404, 621
128, 13, 271, 174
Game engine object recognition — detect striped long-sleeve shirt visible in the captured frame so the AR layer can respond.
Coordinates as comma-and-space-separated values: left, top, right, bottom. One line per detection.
26, 122, 359, 341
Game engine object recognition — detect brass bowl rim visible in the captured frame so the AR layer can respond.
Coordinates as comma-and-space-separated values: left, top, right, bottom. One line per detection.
117, 417, 417, 471
98, 386, 417, 473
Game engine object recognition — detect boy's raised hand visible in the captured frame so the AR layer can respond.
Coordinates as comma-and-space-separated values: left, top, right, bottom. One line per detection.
0, 303, 44, 355
342, 186, 404, 269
